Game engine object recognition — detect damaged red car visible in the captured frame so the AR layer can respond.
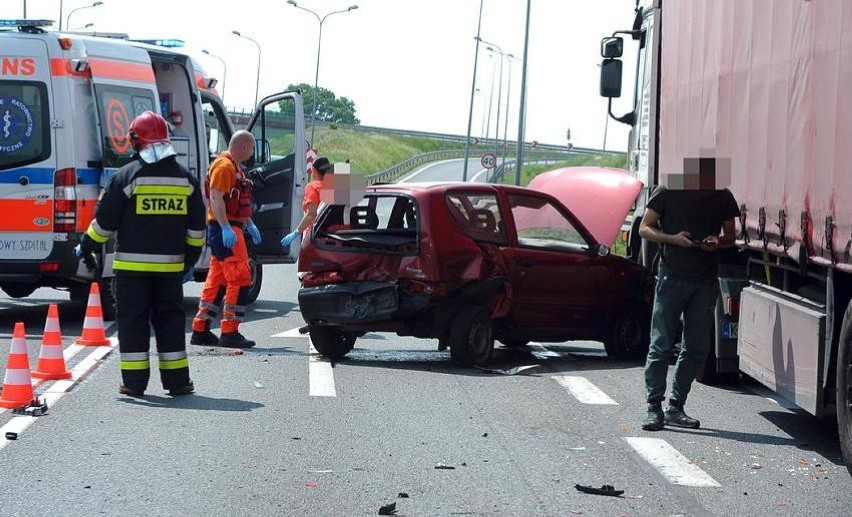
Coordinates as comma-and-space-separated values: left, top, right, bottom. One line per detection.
298, 177, 653, 366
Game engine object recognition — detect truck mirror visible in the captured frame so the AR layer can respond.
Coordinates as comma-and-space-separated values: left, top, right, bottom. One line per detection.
253, 138, 271, 165
600, 59, 623, 98
601, 36, 624, 58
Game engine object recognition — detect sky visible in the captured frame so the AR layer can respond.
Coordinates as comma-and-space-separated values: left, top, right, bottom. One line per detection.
5, 0, 640, 151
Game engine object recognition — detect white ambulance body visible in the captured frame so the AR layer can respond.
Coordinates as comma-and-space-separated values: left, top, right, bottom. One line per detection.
0, 20, 307, 317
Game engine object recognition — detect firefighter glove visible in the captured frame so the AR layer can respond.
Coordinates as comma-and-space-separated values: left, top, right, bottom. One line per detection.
280, 230, 299, 247
246, 219, 262, 245
221, 224, 237, 249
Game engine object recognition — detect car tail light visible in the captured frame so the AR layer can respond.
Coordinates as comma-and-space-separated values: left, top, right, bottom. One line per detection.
402, 280, 433, 295
39, 262, 60, 273
302, 271, 343, 288
54, 168, 77, 233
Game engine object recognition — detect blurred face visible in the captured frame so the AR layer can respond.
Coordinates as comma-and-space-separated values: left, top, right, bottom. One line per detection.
233, 138, 255, 163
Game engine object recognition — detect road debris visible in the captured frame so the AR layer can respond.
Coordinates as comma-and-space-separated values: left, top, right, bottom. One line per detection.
254, 381, 265, 389
5, 432, 17, 440
482, 433, 488, 438
475, 364, 539, 375
434, 464, 456, 470
568, 447, 587, 451
574, 484, 624, 497
398, 493, 409, 498
378, 502, 397, 515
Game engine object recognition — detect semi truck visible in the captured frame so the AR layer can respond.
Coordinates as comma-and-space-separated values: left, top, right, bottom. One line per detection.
598, 0, 851, 474
0, 19, 308, 318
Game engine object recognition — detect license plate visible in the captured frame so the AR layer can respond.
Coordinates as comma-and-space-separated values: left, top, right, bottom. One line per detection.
722, 322, 738, 340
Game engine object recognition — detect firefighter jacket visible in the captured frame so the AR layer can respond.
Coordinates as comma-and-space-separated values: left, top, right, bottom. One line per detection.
80, 156, 206, 276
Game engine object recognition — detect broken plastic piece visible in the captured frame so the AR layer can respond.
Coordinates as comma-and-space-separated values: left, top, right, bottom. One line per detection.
254, 381, 265, 389
397, 493, 409, 498
5, 432, 17, 440
378, 502, 397, 515
574, 484, 624, 497
475, 364, 539, 375
12, 398, 48, 417
434, 464, 456, 470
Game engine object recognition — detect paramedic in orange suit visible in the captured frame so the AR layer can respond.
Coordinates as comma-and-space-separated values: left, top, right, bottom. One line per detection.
191, 130, 260, 349
280, 156, 333, 247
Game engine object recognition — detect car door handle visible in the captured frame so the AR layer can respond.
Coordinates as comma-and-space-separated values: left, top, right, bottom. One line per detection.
521, 260, 535, 268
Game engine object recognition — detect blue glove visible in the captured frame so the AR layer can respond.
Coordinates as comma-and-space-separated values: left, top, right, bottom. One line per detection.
280, 230, 299, 247
74, 244, 84, 257
246, 219, 262, 245
221, 224, 237, 249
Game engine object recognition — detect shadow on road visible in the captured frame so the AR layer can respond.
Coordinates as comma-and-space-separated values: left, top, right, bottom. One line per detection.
117, 393, 265, 411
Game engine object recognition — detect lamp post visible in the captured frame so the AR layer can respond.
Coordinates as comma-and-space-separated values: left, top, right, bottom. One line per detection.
480, 39, 510, 171
232, 31, 261, 109
484, 53, 496, 146
474, 88, 487, 140
462, 0, 485, 182
202, 49, 228, 104
69, 22, 94, 30
64, 1, 103, 31
287, 0, 359, 149
500, 53, 517, 172
514, 0, 532, 186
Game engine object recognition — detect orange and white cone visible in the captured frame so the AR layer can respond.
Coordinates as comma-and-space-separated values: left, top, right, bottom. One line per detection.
32, 304, 72, 380
75, 283, 111, 346
0, 322, 35, 409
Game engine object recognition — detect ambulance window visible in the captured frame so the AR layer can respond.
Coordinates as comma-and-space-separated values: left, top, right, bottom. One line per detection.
93, 85, 157, 169
250, 97, 296, 166
202, 100, 229, 157
0, 81, 50, 171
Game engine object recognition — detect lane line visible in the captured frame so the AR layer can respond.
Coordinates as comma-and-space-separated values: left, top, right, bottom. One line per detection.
0, 340, 116, 451
399, 159, 460, 183
470, 167, 490, 183
308, 338, 336, 397
273, 327, 308, 338
624, 437, 721, 487
553, 375, 618, 405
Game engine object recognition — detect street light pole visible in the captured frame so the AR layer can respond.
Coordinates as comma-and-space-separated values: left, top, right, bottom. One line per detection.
202, 50, 228, 104
65, 1, 104, 32
514, 0, 532, 186
287, 1, 359, 149
231, 31, 261, 109
462, 0, 484, 182
484, 54, 495, 146
500, 54, 516, 172
480, 42, 506, 170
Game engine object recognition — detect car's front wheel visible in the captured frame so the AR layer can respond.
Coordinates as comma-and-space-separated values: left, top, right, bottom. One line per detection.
604, 301, 649, 360
450, 305, 495, 367
310, 326, 356, 361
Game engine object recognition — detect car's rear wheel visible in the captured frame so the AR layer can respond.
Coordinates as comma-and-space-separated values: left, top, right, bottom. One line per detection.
1, 283, 37, 299
604, 301, 649, 360
450, 305, 494, 367
310, 326, 356, 361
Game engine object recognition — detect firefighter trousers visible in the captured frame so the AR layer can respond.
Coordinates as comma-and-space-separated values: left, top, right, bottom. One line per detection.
192, 223, 251, 334
116, 275, 190, 392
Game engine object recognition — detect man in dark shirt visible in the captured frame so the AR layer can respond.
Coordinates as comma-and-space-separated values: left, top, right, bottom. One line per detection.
638, 185, 740, 430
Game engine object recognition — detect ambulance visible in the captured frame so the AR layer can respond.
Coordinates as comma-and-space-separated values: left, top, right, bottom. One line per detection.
0, 19, 307, 318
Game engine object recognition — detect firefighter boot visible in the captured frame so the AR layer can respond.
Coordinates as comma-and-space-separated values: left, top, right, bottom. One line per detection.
219, 331, 256, 349
190, 330, 219, 346
168, 382, 195, 396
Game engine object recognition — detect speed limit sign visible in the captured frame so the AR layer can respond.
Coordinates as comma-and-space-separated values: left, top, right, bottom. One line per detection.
481, 152, 496, 169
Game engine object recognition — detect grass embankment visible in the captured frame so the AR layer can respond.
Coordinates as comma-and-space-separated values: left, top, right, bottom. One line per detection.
505, 152, 629, 187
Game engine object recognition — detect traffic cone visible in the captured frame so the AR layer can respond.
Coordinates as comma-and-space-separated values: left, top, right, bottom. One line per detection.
32, 304, 72, 380
75, 283, 111, 346
0, 323, 35, 409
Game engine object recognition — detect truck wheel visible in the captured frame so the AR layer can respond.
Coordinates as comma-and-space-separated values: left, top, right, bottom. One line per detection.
310, 326, 355, 360
449, 305, 494, 367
245, 249, 263, 304
837, 301, 852, 476
0, 283, 37, 299
604, 301, 649, 360
99, 277, 117, 322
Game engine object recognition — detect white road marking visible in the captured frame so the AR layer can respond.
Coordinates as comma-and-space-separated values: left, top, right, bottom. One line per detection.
308, 338, 336, 397
529, 342, 562, 360
273, 327, 308, 338
0, 343, 88, 415
470, 167, 490, 183
0, 340, 116, 451
553, 375, 618, 405
624, 437, 721, 487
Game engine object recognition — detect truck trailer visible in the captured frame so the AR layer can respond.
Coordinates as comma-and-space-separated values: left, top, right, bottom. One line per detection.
599, 0, 851, 475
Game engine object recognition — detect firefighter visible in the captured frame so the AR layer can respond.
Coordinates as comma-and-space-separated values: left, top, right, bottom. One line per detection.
78, 111, 205, 397
190, 130, 261, 349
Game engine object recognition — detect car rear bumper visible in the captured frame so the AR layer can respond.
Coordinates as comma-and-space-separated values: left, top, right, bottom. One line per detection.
299, 282, 401, 325
0, 240, 91, 287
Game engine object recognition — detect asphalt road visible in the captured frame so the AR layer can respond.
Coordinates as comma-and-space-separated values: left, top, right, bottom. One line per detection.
0, 160, 850, 516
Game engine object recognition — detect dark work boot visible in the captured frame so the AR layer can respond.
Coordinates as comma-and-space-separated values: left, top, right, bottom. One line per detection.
219, 331, 256, 349
168, 382, 195, 396
119, 384, 145, 397
190, 330, 219, 346
641, 403, 665, 431
664, 403, 701, 429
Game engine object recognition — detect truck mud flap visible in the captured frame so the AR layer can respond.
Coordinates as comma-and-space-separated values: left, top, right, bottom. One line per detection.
299, 282, 399, 324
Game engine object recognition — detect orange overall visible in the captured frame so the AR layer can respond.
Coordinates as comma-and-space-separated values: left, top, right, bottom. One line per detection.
192, 152, 252, 334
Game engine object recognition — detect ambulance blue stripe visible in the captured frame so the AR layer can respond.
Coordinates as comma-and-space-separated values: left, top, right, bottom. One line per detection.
0, 167, 102, 185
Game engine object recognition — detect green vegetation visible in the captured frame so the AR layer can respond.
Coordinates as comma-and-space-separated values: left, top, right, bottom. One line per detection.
504, 152, 629, 187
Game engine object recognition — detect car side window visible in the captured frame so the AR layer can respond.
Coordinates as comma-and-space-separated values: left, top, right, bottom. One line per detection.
508, 193, 589, 251
445, 192, 506, 245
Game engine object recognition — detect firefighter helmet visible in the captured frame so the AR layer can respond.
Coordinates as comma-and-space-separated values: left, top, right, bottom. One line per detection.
128, 111, 169, 152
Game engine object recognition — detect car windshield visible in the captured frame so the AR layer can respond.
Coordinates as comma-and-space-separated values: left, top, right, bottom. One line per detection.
313, 193, 418, 254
